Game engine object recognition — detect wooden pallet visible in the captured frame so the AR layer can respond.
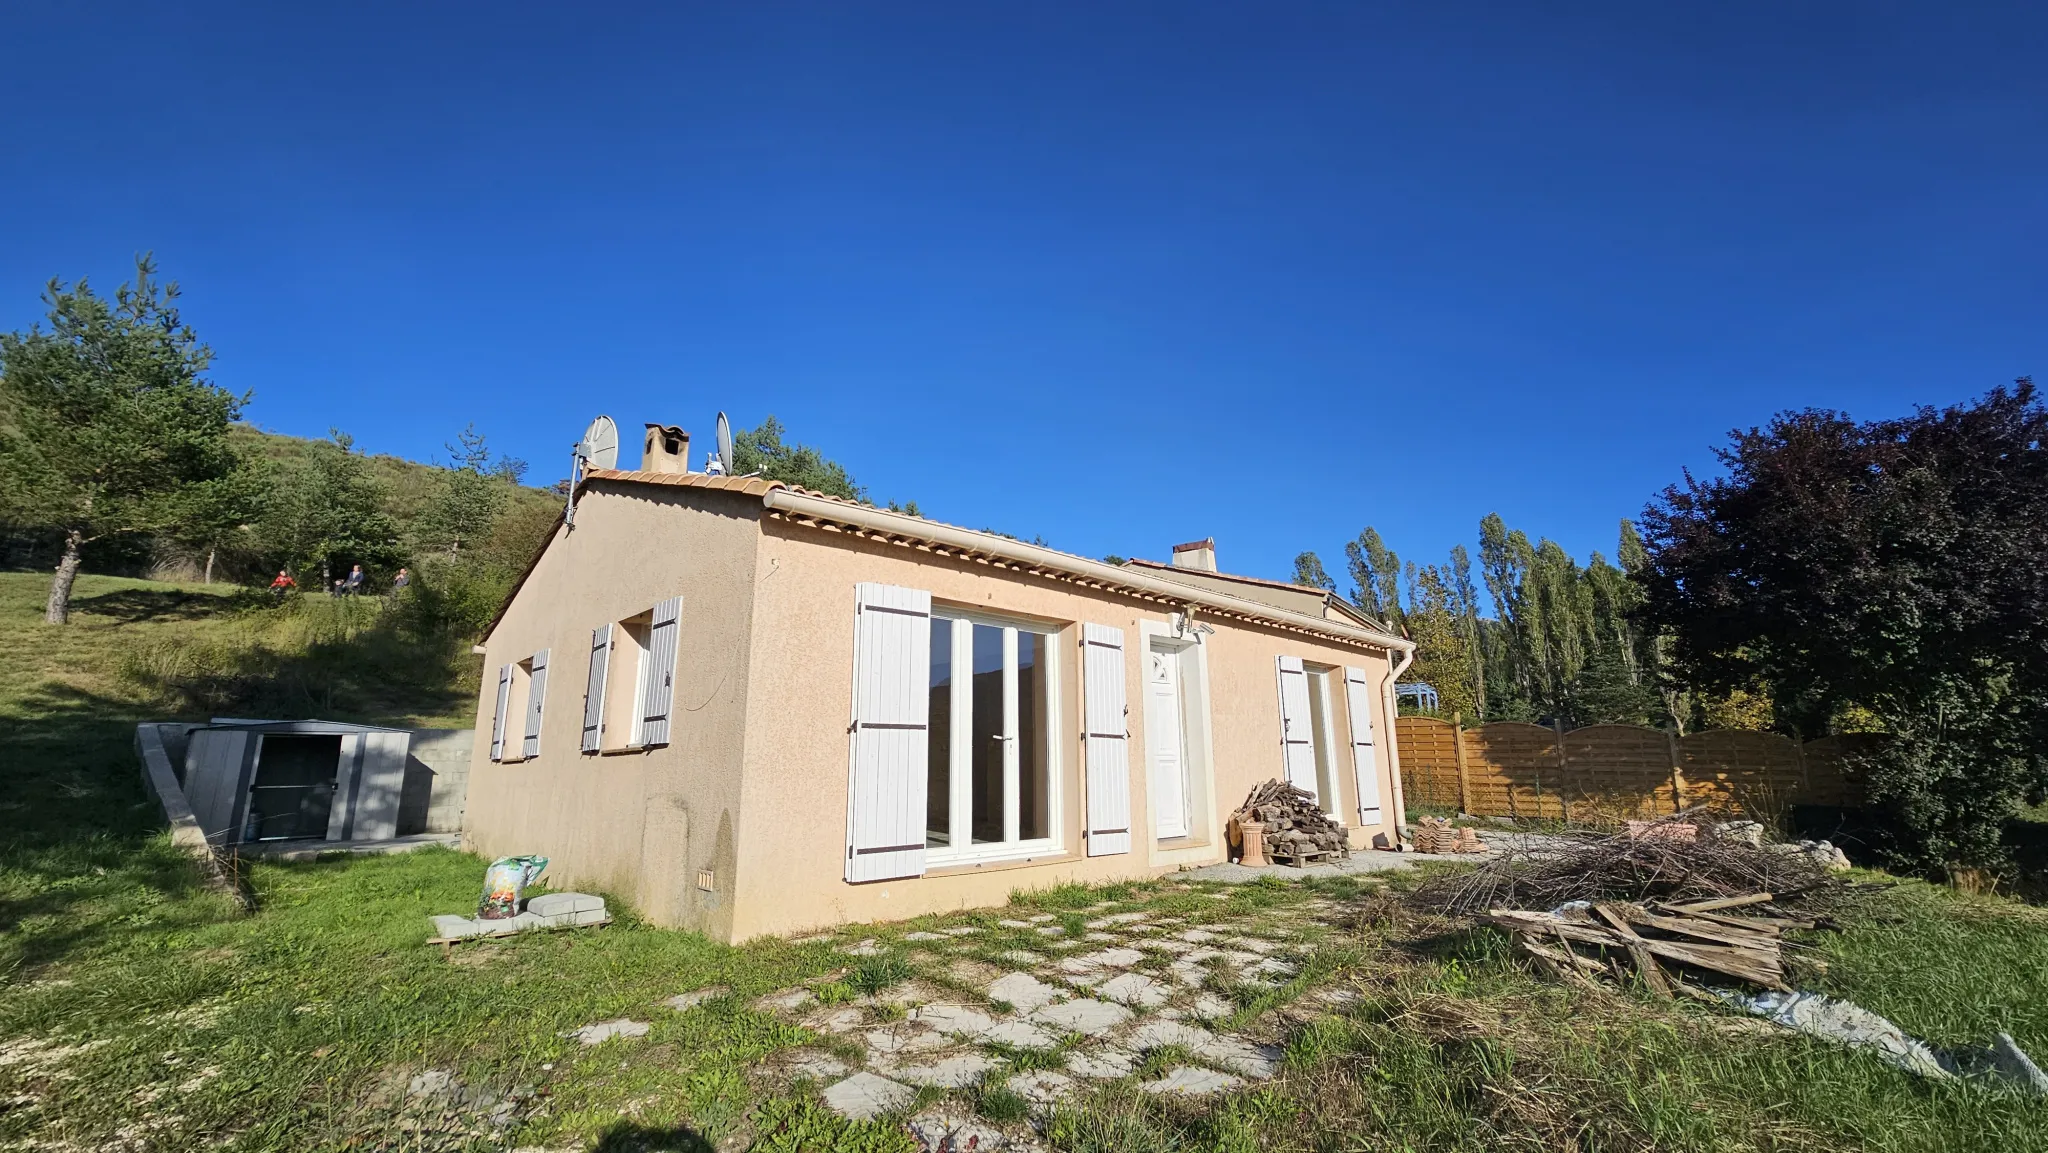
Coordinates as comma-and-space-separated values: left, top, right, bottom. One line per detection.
427, 917, 610, 959
1269, 845, 1336, 868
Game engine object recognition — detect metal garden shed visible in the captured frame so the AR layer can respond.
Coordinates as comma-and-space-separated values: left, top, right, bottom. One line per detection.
179, 720, 414, 846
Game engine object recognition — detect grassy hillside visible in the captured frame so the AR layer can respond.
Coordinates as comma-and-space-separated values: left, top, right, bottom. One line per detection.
2, 572, 2046, 1152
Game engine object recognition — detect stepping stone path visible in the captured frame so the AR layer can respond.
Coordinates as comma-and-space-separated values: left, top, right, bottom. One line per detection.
1029, 998, 1132, 1036
1142, 1066, 1244, 1097
823, 1072, 914, 1120
562, 1019, 650, 1046
765, 887, 1354, 1123
663, 986, 728, 1011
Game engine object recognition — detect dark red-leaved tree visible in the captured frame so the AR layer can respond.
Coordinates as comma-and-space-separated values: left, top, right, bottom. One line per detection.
1638, 380, 2048, 871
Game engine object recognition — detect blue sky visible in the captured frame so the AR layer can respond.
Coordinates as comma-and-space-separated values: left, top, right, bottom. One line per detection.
4, 3, 2042, 592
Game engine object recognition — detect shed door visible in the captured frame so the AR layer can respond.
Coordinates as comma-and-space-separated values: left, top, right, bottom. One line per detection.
845, 583, 931, 882
184, 729, 253, 843
1275, 656, 1319, 798
350, 731, 412, 841
243, 734, 342, 842
1082, 623, 1132, 857
1344, 666, 1383, 825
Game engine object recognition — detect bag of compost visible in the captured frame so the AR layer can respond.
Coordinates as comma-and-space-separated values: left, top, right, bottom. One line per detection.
478, 855, 550, 919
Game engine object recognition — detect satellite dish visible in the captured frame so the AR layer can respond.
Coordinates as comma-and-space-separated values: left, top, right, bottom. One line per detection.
582, 415, 619, 470
564, 414, 618, 528
711, 411, 734, 476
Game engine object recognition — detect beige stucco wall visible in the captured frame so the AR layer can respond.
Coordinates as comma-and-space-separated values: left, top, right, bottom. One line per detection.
729, 518, 1401, 941
464, 480, 761, 941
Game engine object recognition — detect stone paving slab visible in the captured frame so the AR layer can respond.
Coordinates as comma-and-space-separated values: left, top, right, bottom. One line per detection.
980, 1019, 1058, 1049
823, 1072, 914, 1120
562, 1019, 650, 1046
1095, 972, 1170, 1008
1029, 998, 1132, 1035
1006, 1070, 1077, 1109
662, 986, 728, 1011
1064, 1047, 1139, 1079
785, 1050, 850, 1080
895, 1053, 1001, 1088
912, 1003, 996, 1038
1140, 1066, 1244, 1096
988, 972, 1064, 1013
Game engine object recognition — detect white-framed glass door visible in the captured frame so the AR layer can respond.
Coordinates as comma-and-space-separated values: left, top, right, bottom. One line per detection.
926, 611, 1060, 863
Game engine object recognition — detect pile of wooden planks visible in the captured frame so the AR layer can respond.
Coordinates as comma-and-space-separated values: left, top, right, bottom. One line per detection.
1237, 779, 1352, 867
1483, 892, 1821, 995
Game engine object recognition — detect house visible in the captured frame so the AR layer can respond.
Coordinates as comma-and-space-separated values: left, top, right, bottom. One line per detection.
464, 422, 1415, 943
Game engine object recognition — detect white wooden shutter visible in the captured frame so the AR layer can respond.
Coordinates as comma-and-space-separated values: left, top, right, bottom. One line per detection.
490, 664, 512, 761
1344, 665, 1383, 825
639, 596, 681, 746
1082, 623, 1132, 857
1275, 656, 1318, 796
522, 649, 550, 758
581, 624, 612, 753
845, 583, 931, 882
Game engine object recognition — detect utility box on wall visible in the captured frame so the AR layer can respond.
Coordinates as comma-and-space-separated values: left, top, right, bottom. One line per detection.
179, 720, 414, 846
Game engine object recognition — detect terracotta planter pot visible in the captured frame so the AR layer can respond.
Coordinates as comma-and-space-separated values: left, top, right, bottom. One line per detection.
1239, 821, 1268, 868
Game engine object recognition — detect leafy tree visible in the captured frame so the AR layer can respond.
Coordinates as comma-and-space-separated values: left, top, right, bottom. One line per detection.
731, 416, 865, 501
167, 448, 271, 584
1638, 381, 2048, 870
1403, 564, 1478, 719
1290, 551, 1337, 592
0, 258, 245, 622
258, 431, 403, 588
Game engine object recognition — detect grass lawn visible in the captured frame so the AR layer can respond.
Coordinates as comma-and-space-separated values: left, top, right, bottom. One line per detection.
3, 571, 2046, 1151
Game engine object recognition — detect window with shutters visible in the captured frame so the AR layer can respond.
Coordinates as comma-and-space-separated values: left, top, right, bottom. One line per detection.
583, 597, 681, 752
924, 609, 1063, 864
495, 659, 536, 763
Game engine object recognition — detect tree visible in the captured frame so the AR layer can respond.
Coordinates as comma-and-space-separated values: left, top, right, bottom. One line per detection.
0, 257, 245, 622
1291, 551, 1337, 592
1343, 528, 1403, 627
731, 416, 865, 501
1403, 564, 1478, 719
258, 431, 403, 587
167, 449, 270, 584
415, 426, 510, 558
1638, 381, 2048, 870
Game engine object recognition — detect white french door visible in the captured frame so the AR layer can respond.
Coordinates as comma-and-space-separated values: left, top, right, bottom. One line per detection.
926, 612, 1059, 863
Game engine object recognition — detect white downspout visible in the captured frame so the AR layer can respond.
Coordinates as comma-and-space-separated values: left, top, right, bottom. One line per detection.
1382, 644, 1415, 848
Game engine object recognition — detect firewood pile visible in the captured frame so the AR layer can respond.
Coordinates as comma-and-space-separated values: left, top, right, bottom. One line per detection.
1236, 779, 1351, 867
1484, 893, 1816, 994
1413, 816, 1487, 855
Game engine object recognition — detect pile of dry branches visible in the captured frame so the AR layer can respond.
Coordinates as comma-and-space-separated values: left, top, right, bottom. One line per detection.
1407, 814, 1837, 918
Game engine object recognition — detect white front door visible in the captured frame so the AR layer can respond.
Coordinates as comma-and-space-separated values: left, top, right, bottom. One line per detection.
1145, 644, 1191, 840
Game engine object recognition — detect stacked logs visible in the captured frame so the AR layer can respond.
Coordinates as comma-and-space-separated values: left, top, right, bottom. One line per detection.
1236, 779, 1351, 867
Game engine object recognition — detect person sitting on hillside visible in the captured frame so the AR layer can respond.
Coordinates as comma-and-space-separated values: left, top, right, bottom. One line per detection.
343, 564, 366, 595
391, 567, 410, 593
268, 570, 295, 599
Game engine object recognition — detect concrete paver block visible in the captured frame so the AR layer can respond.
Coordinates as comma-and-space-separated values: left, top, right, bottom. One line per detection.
895, 1053, 1000, 1088
664, 986, 729, 1011
1095, 973, 1170, 1008
525, 892, 605, 917
1005, 1070, 1077, 1108
1064, 1046, 1139, 1079
979, 1019, 1058, 1050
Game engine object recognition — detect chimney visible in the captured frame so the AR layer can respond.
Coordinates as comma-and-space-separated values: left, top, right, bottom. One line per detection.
1170, 537, 1217, 572
642, 424, 691, 474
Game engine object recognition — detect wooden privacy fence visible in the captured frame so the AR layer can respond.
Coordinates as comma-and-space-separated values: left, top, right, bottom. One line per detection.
1395, 717, 1883, 822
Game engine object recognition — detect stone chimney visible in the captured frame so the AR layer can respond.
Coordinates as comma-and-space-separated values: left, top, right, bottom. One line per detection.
642, 424, 691, 474
1170, 538, 1217, 572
